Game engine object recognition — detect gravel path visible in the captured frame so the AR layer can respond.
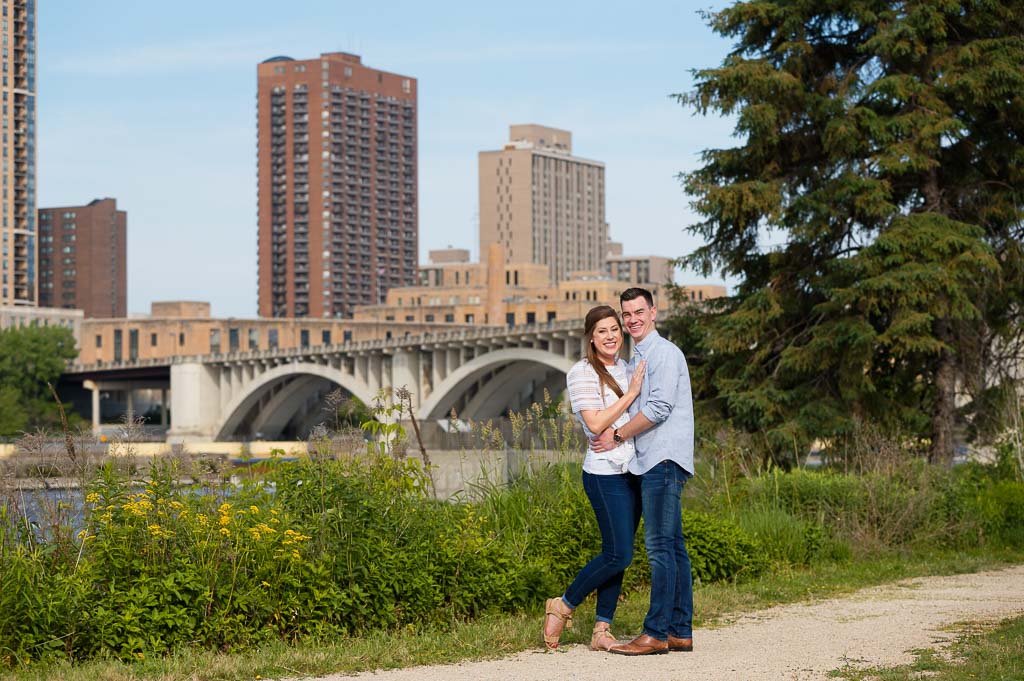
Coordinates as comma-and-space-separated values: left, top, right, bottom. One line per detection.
299, 564, 1024, 681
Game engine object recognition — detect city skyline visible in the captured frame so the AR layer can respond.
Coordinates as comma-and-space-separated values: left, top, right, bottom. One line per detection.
38, 1, 735, 318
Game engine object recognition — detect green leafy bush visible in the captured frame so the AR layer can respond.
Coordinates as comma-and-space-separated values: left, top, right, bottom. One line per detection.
734, 508, 834, 567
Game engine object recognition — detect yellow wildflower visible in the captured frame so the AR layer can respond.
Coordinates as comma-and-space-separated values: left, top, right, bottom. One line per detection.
220, 527, 231, 537
249, 505, 259, 514
85, 492, 100, 504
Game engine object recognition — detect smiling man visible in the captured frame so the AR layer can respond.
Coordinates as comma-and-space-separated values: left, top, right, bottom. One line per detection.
590, 286, 695, 655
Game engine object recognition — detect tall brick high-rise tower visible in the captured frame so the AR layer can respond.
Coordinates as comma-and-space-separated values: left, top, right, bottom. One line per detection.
38, 198, 127, 318
257, 52, 417, 318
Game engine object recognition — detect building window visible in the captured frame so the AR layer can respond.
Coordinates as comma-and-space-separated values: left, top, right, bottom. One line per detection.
95, 334, 102, 348
405, 315, 414, 322
268, 329, 279, 349
343, 330, 352, 342
465, 314, 474, 323
506, 313, 515, 326
526, 312, 536, 325
249, 329, 259, 350
424, 314, 434, 322
150, 333, 157, 347
300, 329, 310, 347
444, 313, 454, 323
229, 327, 240, 352
179, 332, 185, 346
547, 311, 556, 322
321, 329, 331, 345
129, 330, 139, 361
209, 329, 221, 354
113, 330, 122, 362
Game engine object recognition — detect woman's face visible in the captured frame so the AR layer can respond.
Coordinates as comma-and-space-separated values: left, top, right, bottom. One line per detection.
590, 316, 623, 364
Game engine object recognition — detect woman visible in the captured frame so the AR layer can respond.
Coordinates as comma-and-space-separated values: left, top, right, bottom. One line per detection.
542, 305, 646, 651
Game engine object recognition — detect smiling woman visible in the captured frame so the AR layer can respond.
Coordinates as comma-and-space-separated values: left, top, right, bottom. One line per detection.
541, 304, 646, 651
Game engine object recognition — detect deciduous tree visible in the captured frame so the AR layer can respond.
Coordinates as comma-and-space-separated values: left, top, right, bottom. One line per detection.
0, 325, 78, 436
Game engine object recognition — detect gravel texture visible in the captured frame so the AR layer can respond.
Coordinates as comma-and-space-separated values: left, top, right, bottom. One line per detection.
293, 564, 1024, 681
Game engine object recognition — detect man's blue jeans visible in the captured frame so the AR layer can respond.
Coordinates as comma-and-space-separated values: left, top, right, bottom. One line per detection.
563, 471, 641, 623
641, 461, 693, 640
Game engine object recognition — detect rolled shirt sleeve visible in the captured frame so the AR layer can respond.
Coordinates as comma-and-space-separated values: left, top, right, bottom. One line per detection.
567, 360, 604, 414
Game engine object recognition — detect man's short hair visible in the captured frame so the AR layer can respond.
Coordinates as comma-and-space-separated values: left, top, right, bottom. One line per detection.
620, 287, 654, 308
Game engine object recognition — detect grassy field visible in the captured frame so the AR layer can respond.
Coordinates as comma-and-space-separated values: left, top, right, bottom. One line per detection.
7, 547, 1022, 681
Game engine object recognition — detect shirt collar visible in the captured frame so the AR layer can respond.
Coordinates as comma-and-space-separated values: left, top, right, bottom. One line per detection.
633, 329, 661, 356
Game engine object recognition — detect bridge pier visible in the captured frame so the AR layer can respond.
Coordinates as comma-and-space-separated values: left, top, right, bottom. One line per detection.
168, 362, 221, 442
391, 348, 422, 409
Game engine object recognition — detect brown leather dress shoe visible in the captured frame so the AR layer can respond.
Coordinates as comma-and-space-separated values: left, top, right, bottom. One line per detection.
609, 634, 669, 656
667, 635, 693, 652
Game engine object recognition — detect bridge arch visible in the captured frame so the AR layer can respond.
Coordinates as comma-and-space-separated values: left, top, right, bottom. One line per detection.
418, 348, 575, 421
216, 362, 373, 440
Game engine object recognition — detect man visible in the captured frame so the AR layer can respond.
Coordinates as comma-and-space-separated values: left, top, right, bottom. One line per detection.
590, 287, 695, 655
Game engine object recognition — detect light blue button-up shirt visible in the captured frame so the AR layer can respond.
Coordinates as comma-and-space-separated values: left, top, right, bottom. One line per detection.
627, 329, 694, 475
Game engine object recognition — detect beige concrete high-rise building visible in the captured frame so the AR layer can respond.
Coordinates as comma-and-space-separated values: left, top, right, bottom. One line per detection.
1, 1, 37, 307
479, 125, 606, 285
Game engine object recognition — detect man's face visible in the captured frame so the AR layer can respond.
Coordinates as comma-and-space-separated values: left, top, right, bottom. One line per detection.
621, 297, 657, 342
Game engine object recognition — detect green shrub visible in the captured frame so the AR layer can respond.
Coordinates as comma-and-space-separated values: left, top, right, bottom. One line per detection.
957, 479, 1024, 548
684, 511, 768, 583
734, 508, 829, 567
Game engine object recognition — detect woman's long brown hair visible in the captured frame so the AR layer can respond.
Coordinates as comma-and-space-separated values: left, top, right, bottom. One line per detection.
584, 305, 624, 402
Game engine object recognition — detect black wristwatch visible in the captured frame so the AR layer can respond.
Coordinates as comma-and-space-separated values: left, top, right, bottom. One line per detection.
613, 428, 623, 443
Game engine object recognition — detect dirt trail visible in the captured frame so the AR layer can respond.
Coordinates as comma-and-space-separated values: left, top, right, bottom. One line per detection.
296, 564, 1024, 681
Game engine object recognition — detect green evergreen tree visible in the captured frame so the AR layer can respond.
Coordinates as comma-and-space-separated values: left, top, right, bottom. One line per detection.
0, 324, 79, 437
676, 0, 1024, 463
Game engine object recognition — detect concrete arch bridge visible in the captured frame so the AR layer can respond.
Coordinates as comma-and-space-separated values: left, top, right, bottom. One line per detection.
134, 321, 589, 441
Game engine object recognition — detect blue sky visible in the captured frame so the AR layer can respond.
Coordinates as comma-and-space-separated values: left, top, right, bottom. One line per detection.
37, 1, 735, 317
